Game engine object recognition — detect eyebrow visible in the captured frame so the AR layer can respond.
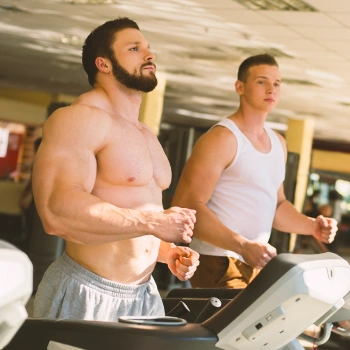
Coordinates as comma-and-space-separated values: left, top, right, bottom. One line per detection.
126, 41, 140, 45
256, 76, 282, 83
125, 41, 150, 49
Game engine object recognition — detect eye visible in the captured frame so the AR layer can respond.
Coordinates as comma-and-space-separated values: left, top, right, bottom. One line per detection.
130, 46, 138, 51
274, 83, 280, 87
258, 80, 265, 84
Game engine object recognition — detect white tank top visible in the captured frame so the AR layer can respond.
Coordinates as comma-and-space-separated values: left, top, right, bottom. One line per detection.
190, 118, 285, 262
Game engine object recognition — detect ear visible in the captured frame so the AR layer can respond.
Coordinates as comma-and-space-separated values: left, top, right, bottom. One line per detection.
95, 57, 110, 73
235, 80, 244, 95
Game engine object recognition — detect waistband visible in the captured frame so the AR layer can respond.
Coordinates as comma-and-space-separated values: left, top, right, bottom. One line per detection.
58, 252, 153, 298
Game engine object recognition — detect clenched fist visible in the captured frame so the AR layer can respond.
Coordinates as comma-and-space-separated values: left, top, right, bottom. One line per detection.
155, 207, 196, 244
166, 246, 200, 281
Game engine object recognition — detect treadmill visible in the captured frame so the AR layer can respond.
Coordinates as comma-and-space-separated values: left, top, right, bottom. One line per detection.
1, 240, 350, 350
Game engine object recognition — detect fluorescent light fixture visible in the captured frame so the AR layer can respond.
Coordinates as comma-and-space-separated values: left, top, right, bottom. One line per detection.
265, 121, 288, 131
175, 109, 222, 121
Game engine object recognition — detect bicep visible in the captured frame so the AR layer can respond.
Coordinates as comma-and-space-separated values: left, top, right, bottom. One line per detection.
173, 128, 235, 207
34, 145, 96, 196
178, 157, 222, 205
32, 113, 101, 209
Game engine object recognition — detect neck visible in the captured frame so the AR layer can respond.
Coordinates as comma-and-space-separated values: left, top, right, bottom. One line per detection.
94, 79, 143, 122
230, 106, 267, 133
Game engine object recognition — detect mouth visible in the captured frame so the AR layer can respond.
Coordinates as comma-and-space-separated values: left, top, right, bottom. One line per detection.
142, 63, 156, 72
264, 98, 275, 102
144, 67, 155, 71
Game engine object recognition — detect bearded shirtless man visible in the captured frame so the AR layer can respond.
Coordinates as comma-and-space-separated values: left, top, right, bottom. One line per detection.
32, 17, 199, 321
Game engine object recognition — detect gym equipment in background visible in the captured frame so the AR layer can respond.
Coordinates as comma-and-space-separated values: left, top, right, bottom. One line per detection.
0, 240, 32, 349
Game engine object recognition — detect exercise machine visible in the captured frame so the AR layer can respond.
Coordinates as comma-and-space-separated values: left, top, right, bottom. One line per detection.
0, 240, 33, 349
2, 248, 350, 350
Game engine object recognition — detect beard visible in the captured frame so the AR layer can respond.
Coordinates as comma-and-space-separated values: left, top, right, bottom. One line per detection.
110, 55, 158, 93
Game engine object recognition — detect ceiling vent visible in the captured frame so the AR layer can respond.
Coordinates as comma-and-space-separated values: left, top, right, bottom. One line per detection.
0, 4, 29, 13
237, 47, 295, 59
339, 102, 350, 107
283, 78, 319, 86
61, 0, 113, 4
233, 0, 317, 12
167, 69, 199, 77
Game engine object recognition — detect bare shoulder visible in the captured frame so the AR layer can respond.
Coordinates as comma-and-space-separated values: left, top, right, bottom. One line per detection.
43, 103, 115, 154
273, 130, 287, 161
46, 103, 112, 128
195, 124, 237, 153
273, 130, 287, 148
186, 124, 237, 170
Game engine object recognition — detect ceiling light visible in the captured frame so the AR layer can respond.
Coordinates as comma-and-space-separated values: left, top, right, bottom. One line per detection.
265, 121, 287, 131
175, 109, 222, 121
305, 69, 343, 86
59, 34, 82, 46
233, 0, 317, 12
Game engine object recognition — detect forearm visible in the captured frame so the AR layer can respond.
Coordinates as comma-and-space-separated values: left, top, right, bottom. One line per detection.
37, 188, 160, 245
157, 241, 176, 263
191, 201, 246, 255
273, 199, 315, 235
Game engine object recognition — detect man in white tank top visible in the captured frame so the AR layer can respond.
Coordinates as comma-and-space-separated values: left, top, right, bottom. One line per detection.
173, 54, 337, 288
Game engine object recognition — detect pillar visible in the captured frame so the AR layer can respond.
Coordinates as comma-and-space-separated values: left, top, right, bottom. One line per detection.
285, 118, 315, 251
139, 75, 166, 135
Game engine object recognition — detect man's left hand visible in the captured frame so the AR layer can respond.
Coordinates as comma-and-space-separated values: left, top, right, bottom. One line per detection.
312, 215, 338, 244
166, 246, 200, 281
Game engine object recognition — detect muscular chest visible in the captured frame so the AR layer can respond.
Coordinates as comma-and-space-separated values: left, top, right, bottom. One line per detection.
96, 122, 171, 189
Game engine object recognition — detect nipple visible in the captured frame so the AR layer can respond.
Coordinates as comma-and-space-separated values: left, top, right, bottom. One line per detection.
127, 177, 136, 182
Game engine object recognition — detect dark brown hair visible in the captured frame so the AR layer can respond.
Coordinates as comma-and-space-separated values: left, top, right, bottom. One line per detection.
238, 53, 278, 82
82, 17, 139, 86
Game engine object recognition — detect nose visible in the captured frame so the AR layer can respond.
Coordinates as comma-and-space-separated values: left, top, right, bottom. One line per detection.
267, 83, 275, 94
145, 48, 155, 62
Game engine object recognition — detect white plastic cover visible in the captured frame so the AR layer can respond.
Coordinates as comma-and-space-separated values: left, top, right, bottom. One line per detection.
0, 240, 33, 349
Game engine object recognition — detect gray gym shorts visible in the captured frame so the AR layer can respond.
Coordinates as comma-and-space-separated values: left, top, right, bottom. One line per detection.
33, 252, 165, 321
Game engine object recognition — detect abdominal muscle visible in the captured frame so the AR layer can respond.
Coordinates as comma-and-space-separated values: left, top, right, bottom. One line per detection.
65, 183, 164, 285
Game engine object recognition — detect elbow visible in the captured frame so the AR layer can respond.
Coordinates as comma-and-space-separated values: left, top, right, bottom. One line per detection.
38, 209, 62, 237
42, 222, 57, 236
172, 194, 197, 209
39, 209, 84, 244
41, 216, 59, 236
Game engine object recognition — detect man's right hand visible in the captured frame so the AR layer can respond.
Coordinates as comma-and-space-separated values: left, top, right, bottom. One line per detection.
156, 206, 196, 244
241, 240, 277, 270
